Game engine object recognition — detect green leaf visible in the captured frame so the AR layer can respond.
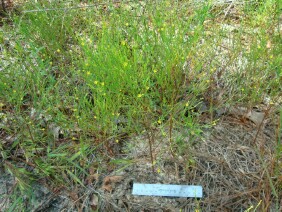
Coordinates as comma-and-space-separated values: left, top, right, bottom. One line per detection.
66, 169, 85, 187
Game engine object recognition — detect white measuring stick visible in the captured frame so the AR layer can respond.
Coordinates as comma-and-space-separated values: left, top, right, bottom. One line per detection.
132, 183, 203, 198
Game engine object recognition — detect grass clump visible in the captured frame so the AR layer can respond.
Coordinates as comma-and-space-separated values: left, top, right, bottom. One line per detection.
0, 0, 281, 210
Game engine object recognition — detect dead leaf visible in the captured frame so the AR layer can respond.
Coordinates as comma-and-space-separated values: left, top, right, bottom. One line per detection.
246, 110, 265, 126
90, 194, 99, 211
69, 191, 79, 201
102, 176, 123, 192
86, 173, 99, 185
229, 107, 265, 125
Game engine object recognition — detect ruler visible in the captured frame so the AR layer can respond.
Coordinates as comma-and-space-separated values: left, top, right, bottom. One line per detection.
132, 183, 203, 198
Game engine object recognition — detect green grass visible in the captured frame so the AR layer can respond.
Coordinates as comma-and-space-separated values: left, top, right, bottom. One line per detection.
0, 0, 281, 210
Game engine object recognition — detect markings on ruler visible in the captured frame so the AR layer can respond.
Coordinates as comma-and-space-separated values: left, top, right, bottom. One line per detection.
132, 183, 203, 198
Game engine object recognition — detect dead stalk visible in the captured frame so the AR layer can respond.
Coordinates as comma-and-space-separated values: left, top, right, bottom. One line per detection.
169, 114, 175, 158
145, 128, 155, 172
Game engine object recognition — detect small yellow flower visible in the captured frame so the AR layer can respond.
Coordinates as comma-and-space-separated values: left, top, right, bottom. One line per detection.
94, 116, 97, 119
125, 23, 129, 26
157, 119, 162, 124
137, 94, 143, 98
123, 62, 128, 67
94, 81, 98, 85
86, 71, 91, 75
153, 69, 157, 73
56, 49, 60, 53
0, 103, 4, 107
101, 82, 105, 86
185, 102, 189, 107
121, 40, 126, 46
146, 86, 150, 90
72, 137, 76, 140
81, 42, 85, 46
115, 139, 119, 143
161, 27, 164, 31
157, 168, 161, 173
13, 90, 16, 93
241, 88, 245, 92
269, 55, 273, 59
88, 39, 92, 44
